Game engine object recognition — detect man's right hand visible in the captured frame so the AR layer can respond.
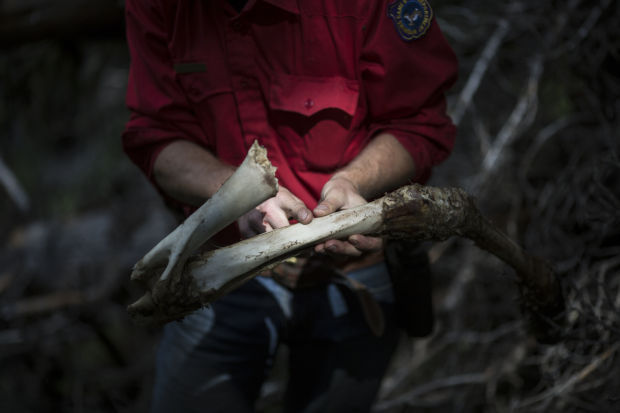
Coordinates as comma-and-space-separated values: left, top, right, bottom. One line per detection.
313, 175, 383, 257
238, 186, 313, 238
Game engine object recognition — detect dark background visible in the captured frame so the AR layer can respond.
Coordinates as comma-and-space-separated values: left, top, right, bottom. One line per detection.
1, 0, 619, 412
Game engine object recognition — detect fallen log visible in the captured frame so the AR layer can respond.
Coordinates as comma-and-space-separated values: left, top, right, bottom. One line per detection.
128, 143, 564, 342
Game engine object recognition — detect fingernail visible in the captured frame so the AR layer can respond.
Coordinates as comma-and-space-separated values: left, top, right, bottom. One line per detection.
315, 205, 328, 213
327, 245, 338, 252
299, 210, 309, 221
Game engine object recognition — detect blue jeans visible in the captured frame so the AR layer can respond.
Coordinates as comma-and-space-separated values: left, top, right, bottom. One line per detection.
151, 263, 400, 413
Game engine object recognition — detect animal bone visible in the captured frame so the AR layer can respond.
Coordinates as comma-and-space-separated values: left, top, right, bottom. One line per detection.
128, 177, 564, 342
129, 141, 277, 313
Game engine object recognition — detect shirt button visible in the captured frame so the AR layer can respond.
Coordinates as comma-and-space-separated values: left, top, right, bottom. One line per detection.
231, 20, 246, 32
304, 98, 314, 110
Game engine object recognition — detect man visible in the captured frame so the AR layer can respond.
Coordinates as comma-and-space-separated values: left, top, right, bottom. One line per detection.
123, 0, 457, 411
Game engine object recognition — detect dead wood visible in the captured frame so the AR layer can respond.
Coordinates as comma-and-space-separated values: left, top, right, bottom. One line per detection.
1, 290, 84, 320
450, 19, 510, 126
0, 155, 30, 212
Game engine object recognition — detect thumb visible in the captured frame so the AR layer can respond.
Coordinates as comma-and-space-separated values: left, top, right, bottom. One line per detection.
313, 194, 343, 217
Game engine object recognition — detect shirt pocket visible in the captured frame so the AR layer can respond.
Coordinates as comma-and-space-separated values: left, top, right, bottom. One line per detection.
173, 61, 234, 151
268, 73, 360, 172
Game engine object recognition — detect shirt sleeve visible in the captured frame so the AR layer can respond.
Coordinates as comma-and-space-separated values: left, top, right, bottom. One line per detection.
122, 0, 209, 183
360, 0, 458, 182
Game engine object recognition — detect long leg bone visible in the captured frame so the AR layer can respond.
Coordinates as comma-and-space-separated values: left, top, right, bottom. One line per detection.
129, 141, 277, 316
129, 182, 564, 342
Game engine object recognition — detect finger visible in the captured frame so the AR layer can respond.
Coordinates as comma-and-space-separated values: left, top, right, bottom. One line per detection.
348, 234, 383, 252
279, 193, 312, 224
238, 209, 265, 238
314, 242, 327, 254
293, 206, 313, 224
313, 198, 341, 217
247, 209, 267, 234
238, 217, 252, 237
250, 218, 267, 234
323, 239, 363, 257
262, 204, 290, 229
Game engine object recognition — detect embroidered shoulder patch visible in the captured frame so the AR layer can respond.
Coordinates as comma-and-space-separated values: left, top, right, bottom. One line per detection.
387, 0, 433, 41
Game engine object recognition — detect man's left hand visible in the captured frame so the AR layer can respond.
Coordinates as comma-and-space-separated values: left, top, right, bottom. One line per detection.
312, 175, 382, 257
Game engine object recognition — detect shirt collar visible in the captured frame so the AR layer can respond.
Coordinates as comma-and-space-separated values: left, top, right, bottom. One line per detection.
263, 0, 299, 14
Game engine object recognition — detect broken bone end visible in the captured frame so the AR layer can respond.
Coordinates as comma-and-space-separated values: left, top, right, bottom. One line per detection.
130, 259, 148, 280
128, 290, 206, 326
127, 139, 280, 324
247, 140, 279, 193
127, 292, 159, 325
248, 140, 277, 174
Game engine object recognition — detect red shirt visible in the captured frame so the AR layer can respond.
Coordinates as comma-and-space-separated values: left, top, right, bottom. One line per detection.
123, 0, 457, 213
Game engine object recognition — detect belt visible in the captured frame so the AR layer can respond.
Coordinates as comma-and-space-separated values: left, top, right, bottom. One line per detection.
263, 253, 386, 337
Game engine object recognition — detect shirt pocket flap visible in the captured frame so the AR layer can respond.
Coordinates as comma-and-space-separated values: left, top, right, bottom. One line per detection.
269, 73, 359, 117
174, 61, 232, 103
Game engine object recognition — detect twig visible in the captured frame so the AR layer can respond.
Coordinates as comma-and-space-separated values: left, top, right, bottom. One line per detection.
516, 342, 620, 410
1, 290, 84, 320
470, 0, 586, 196
450, 19, 510, 125
378, 337, 443, 399
373, 372, 488, 411
472, 53, 544, 193
0, 154, 30, 212
471, 106, 492, 156
0, 272, 15, 295
444, 321, 522, 345
0, 329, 23, 346
552, 0, 613, 58
441, 246, 481, 313
434, 17, 468, 43
518, 115, 579, 196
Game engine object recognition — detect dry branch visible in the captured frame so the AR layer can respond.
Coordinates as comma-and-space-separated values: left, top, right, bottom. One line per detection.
374, 372, 488, 411
0, 155, 30, 212
516, 342, 620, 410
471, 53, 544, 194
450, 19, 510, 126
0, 290, 84, 320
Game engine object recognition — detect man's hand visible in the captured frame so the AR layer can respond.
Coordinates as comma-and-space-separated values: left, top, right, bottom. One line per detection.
238, 186, 313, 238
311, 133, 416, 257
312, 175, 383, 256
